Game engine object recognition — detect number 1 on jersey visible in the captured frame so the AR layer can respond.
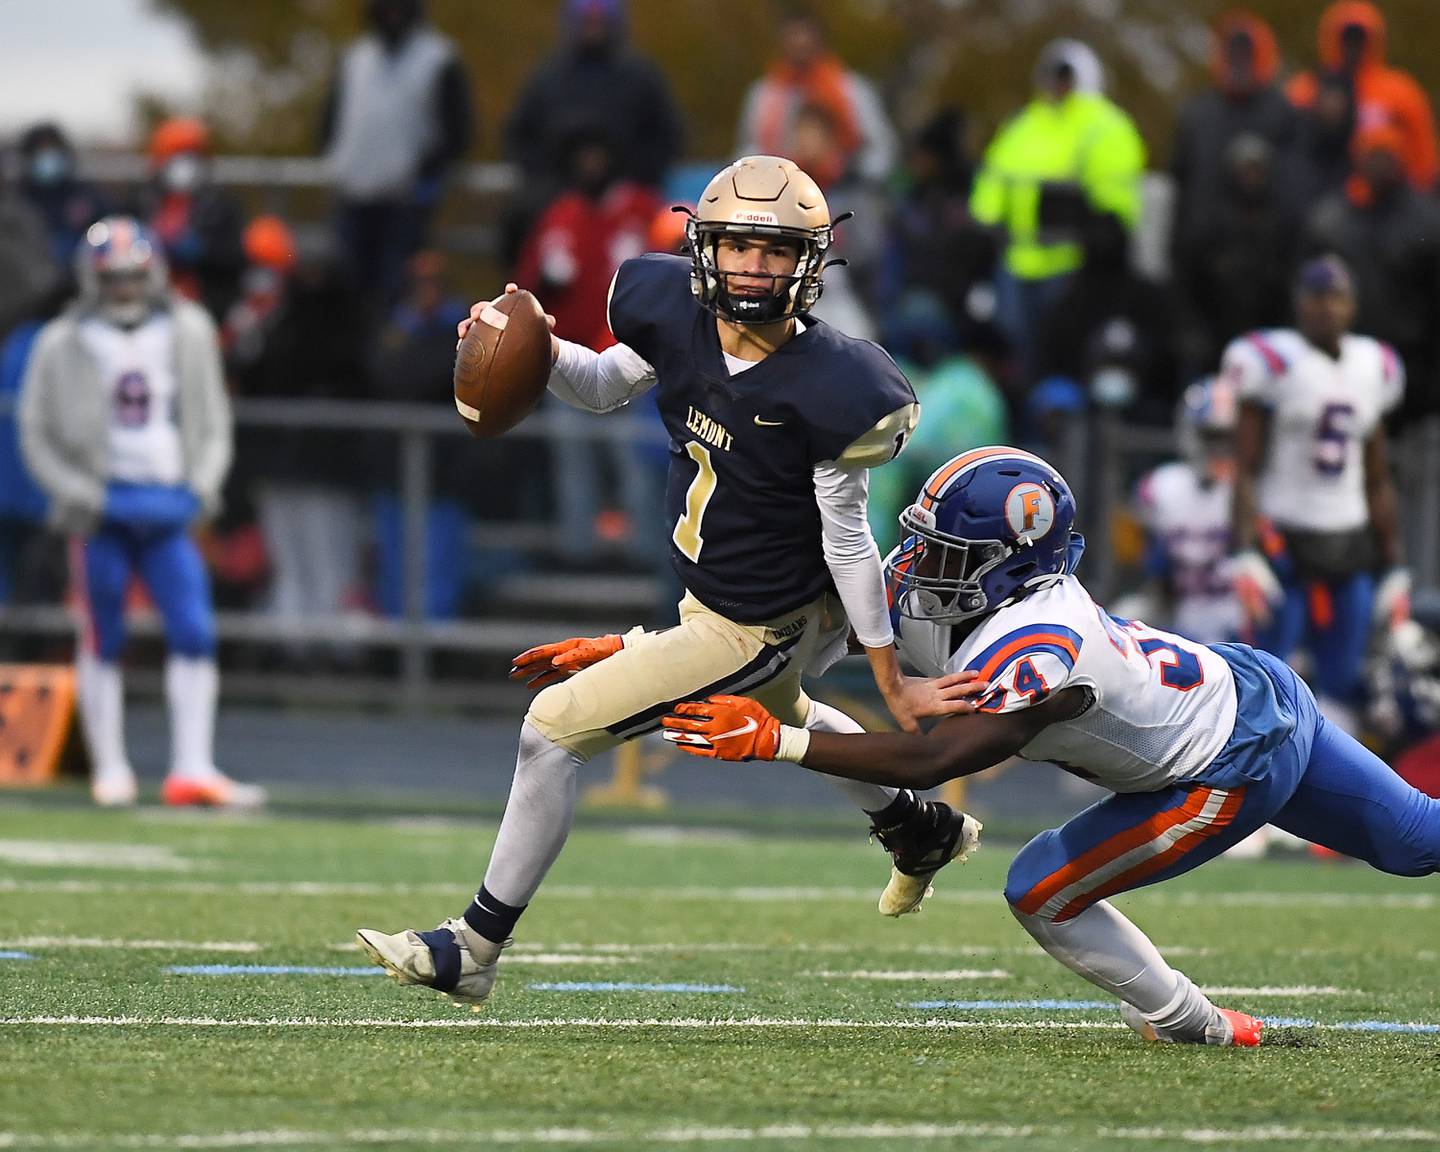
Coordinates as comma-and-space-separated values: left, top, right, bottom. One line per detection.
673, 441, 717, 562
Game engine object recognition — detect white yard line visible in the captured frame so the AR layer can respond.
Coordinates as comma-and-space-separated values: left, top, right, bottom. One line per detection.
0, 840, 198, 872
1200, 986, 1348, 997
0, 1122, 1437, 1148
331, 944, 642, 961
0, 1014, 1431, 1035
0, 1015, 1130, 1031
518, 942, 1025, 957
803, 969, 1011, 981
0, 937, 260, 954
0, 878, 1432, 909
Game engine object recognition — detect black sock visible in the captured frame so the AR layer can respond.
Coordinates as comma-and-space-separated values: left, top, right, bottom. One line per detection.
865, 788, 919, 828
463, 884, 526, 944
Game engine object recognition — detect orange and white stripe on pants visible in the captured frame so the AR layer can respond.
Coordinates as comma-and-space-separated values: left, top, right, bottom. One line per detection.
1013, 786, 1246, 923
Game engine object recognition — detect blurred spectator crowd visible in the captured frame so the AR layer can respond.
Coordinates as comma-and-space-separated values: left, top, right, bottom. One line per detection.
1, 0, 1438, 644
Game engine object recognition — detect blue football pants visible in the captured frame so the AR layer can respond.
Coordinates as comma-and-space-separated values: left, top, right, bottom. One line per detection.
1006, 687, 1440, 922
1251, 571, 1374, 703
81, 522, 216, 661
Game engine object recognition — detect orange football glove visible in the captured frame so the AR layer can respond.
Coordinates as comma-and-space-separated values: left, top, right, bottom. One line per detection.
661, 695, 781, 761
509, 633, 624, 689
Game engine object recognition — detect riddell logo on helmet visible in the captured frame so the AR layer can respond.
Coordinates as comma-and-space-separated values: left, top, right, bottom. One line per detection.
731, 211, 779, 225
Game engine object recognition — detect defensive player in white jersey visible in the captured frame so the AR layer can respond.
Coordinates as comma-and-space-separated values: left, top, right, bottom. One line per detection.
19, 217, 261, 808
1133, 376, 1242, 645
1223, 255, 1408, 732
662, 446, 1440, 1048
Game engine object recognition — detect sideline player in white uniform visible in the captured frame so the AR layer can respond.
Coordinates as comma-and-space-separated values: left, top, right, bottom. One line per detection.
1224, 255, 1408, 733
20, 217, 261, 808
663, 446, 1440, 1048
1132, 375, 1242, 645
356, 157, 984, 1008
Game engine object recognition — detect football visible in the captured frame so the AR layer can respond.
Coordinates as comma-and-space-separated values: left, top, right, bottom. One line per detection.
453, 289, 553, 438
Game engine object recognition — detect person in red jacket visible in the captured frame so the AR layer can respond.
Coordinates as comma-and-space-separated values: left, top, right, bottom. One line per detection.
514, 124, 661, 562
1288, 1, 1438, 190
513, 124, 660, 350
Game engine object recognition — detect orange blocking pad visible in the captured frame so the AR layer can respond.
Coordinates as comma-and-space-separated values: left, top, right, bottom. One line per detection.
0, 665, 81, 787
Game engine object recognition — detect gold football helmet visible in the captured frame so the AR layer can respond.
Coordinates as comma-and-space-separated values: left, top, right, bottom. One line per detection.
684, 155, 835, 324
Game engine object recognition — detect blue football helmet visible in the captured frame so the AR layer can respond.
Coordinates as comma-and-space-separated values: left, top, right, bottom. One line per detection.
75, 216, 168, 327
886, 447, 1083, 630
1175, 374, 1238, 474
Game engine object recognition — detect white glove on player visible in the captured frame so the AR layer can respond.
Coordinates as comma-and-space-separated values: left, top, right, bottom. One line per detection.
1375, 567, 1412, 629
1224, 550, 1283, 626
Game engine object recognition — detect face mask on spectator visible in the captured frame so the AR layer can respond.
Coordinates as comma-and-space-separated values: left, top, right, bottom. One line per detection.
161, 152, 204, 194
242, 267, 283, 299
28, 147, 71, 186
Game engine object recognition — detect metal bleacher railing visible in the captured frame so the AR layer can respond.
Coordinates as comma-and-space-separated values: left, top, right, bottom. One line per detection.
3, 155, 1438, 714
3, 399, 1436, 715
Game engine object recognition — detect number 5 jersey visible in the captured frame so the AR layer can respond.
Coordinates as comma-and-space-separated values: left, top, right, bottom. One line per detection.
1220, 329, 1402, 535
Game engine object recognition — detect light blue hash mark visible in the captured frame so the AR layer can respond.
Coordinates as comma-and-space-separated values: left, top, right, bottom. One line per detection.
166, 965, 381, 977
910, 999, 1112, 1011
1262, 1017, 1440, 1034
1333, 1020, 1440, 1034
0, 951, 34, 961
529, 982, 743, 993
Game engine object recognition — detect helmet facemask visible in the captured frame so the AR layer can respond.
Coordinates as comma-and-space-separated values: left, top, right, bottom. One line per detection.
888, 504, 1017, 624
98, 270, 153, 328
686, 217, 830, 325
684, 155, 839, 326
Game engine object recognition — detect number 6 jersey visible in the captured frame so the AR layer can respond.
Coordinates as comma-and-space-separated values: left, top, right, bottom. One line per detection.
1220, 329, 1403, 534
903, 575, 1240, 793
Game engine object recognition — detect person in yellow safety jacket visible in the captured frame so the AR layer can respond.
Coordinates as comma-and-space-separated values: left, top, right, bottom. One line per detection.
971, 40, 1147, 374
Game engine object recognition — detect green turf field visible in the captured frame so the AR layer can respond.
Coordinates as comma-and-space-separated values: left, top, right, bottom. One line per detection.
0, 798, 1437, 1151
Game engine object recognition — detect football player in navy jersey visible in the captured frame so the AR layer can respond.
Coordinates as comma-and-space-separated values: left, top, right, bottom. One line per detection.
358, 156, 987, 1007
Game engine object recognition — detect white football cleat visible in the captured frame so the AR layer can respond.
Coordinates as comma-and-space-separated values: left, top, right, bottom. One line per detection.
91, 766, 139, 808
875, 803, 982, 917
356, 917, 507, 1010
1120, 1000, 1263, 1047
161, 771, 267, 810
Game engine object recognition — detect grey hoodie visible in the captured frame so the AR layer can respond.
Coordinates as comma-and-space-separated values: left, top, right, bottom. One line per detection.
19, 296, 232, 534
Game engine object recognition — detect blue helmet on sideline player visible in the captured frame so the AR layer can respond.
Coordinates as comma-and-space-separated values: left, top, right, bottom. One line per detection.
886, 446, 1084, 646
1175, 374, 1238, 478
76, 215, 168, 328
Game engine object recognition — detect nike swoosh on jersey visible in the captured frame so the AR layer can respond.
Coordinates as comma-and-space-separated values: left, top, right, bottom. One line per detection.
753, 416, 784, 427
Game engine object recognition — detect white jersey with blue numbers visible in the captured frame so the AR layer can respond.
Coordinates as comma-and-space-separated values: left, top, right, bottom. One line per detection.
1220, 329, 1402, 534
79, 313, 183, 486
910, 575, 1239, 793
1135, 461, 1240, 644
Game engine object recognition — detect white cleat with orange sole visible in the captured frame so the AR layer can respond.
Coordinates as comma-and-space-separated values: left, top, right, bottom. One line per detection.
1121, 1001, 1263, 1047
160, 772, 267, 809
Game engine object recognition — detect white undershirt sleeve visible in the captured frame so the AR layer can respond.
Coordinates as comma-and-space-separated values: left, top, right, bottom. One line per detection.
813, 462, 894, 649
548, 338, 657, 413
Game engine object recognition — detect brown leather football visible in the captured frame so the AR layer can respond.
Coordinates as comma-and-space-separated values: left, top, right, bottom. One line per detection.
453, 290, 552, 438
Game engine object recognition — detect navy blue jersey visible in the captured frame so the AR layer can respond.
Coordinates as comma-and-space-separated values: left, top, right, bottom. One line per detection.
608, 254, 917, 622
